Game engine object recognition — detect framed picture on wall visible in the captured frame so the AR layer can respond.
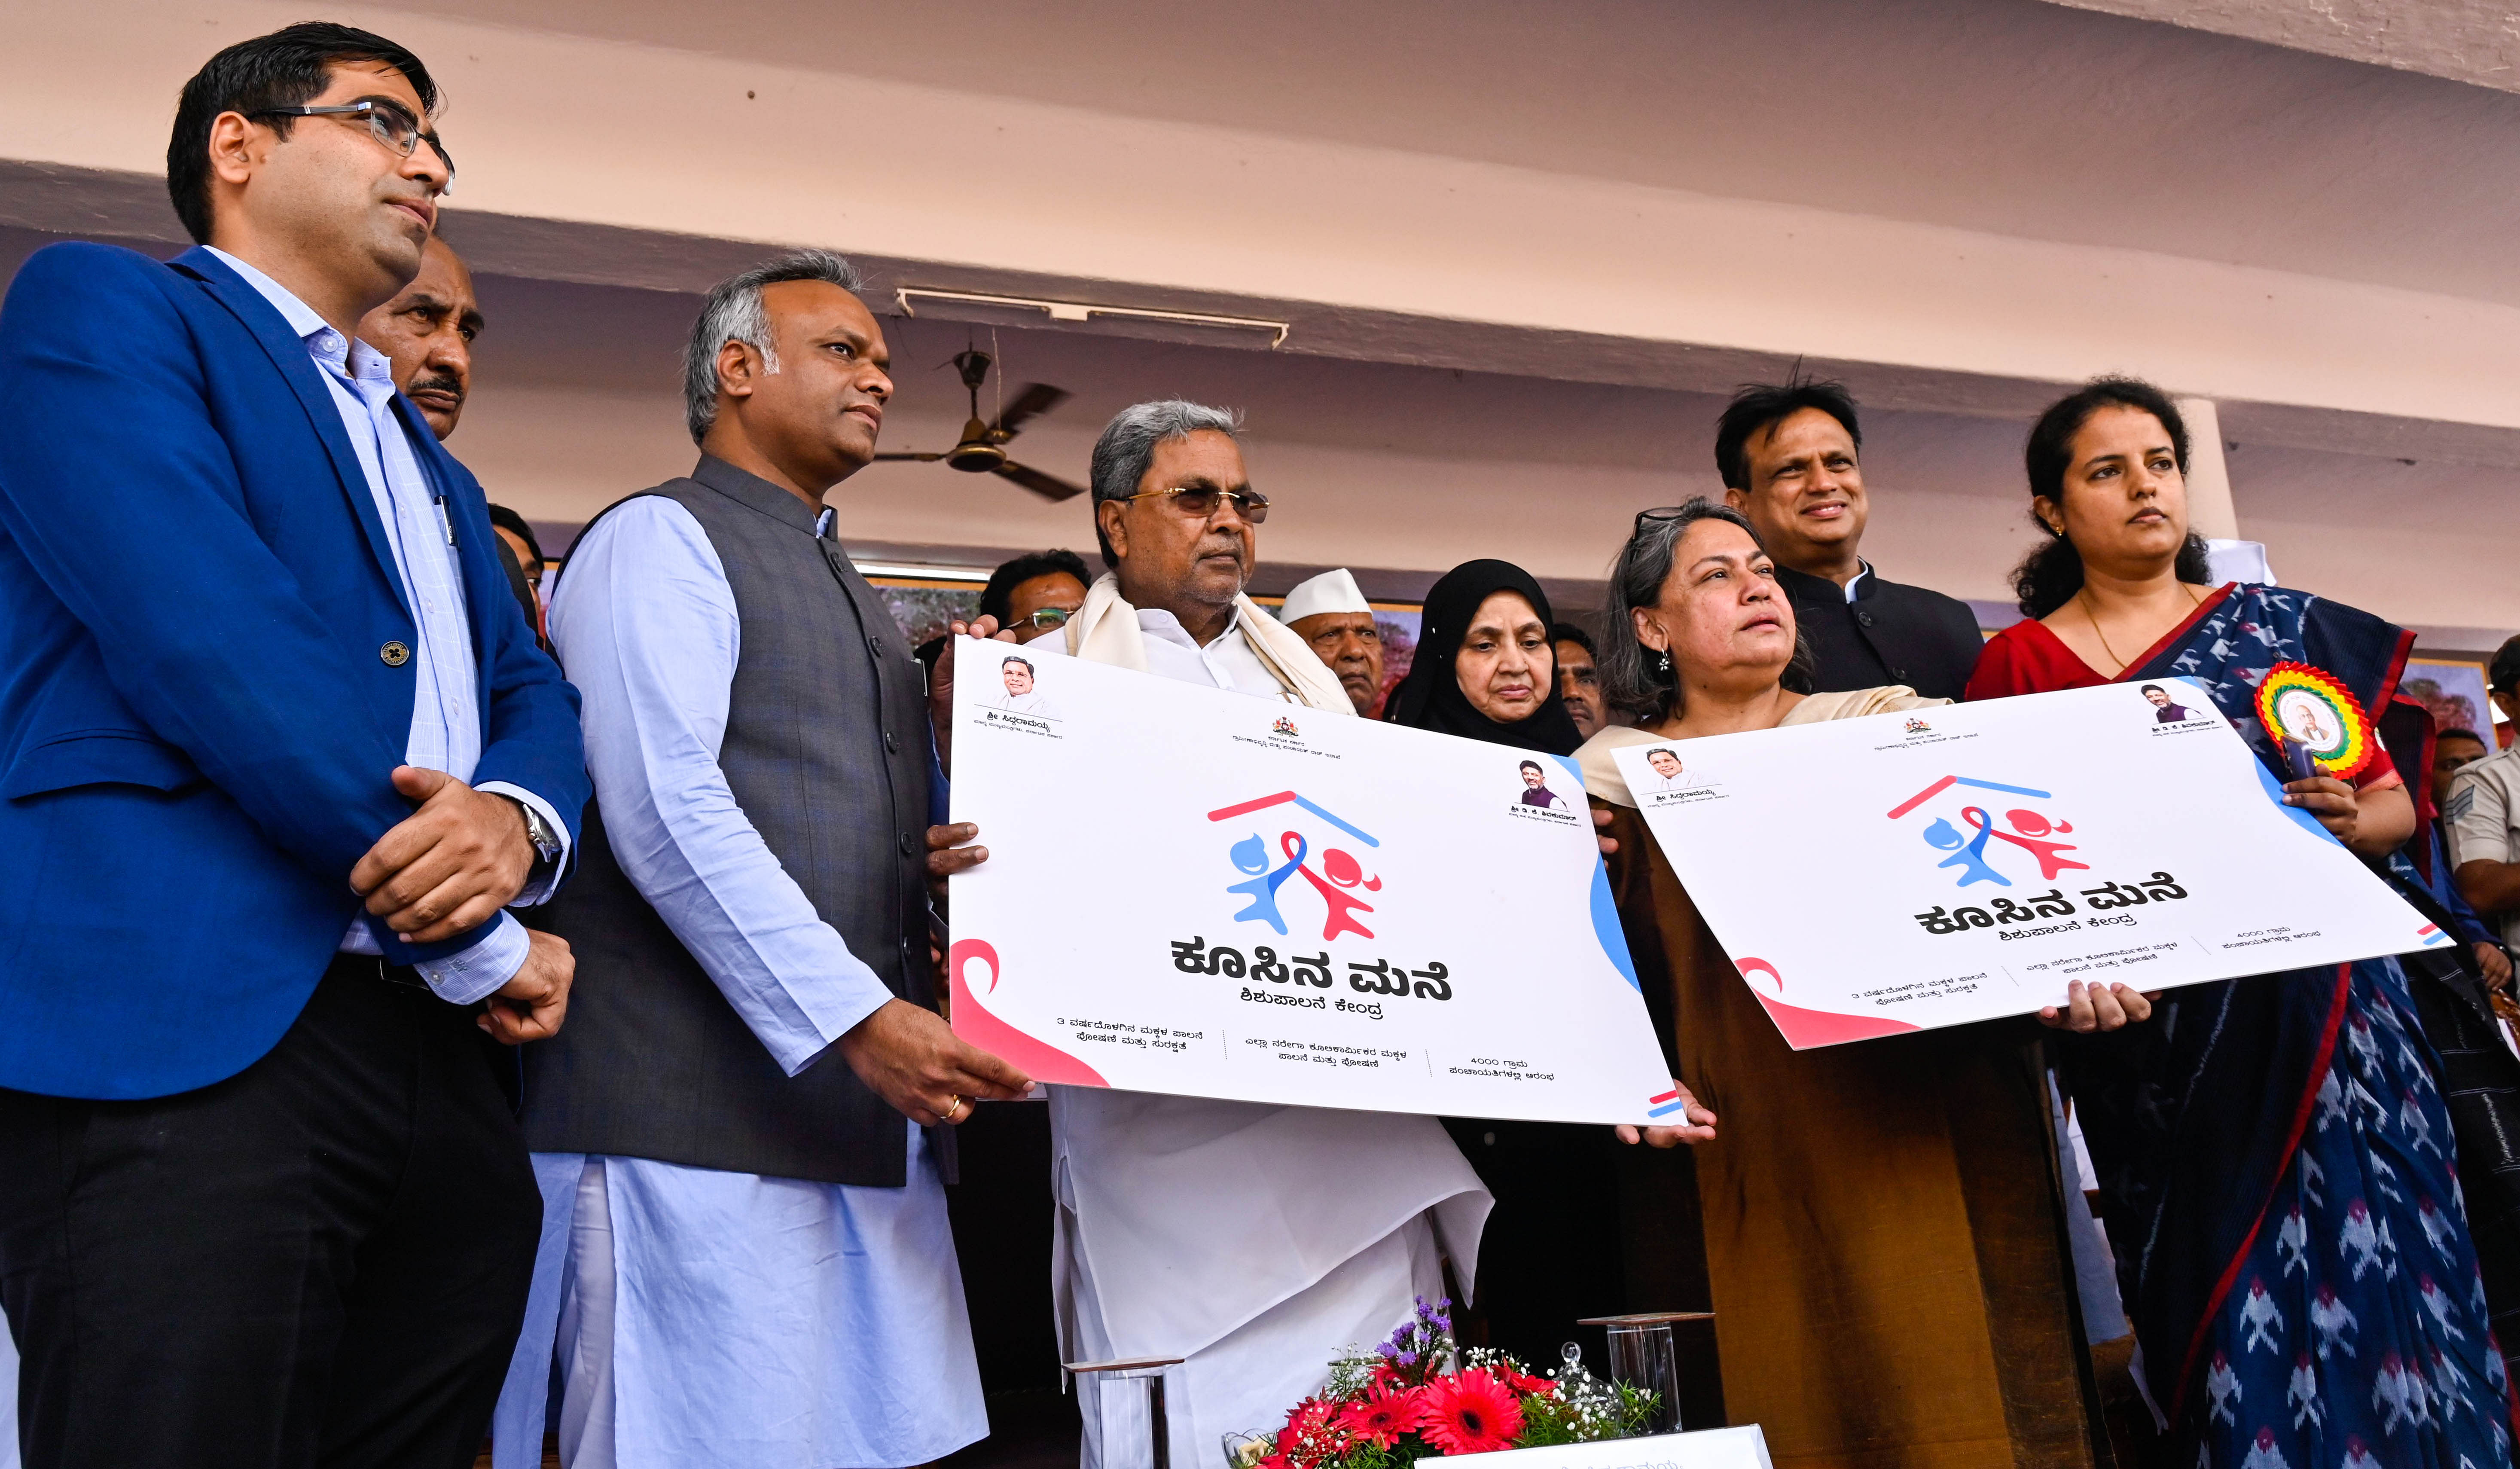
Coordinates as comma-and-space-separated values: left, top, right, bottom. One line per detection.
868, 575, 986, 653
2402, 657, 2497, 746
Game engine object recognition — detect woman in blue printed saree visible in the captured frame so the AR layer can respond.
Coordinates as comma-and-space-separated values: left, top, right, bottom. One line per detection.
1969, 377, 2512, 1469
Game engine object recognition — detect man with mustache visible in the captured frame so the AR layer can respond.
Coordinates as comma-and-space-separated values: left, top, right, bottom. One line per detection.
1043, 400, 1488, 1469
357, 235, 547, 646
1278, 566, 1386, 715
491, 250, 1030, 1469
980, 547, 1093, 645
1718, 378, 1984, 700
1551, 621, 1607, 737
357, 231, 478, 440
0, 23, 585, 1466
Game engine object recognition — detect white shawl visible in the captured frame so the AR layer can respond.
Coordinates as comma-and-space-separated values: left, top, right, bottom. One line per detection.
1062, 572, 1355, 714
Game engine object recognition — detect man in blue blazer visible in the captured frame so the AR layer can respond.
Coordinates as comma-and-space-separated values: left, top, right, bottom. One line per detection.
0, 23, 588, 1469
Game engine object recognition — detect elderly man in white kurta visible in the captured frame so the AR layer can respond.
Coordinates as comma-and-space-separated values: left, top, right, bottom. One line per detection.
1041, 400, 1491, 1469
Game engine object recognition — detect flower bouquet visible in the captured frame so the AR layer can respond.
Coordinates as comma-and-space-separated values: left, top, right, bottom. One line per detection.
1226, 1297, 1663, 1469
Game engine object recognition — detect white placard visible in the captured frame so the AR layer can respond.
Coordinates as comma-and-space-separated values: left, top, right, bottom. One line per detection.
946, 638, 1677, 1124
1611, 680, 2436, 1049
1445, 1427, 1773, 1469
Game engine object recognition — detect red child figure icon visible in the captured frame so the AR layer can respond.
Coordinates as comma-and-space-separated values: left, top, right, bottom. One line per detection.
1979, 806, 2091, 881
1321, 849, 1382, 892
1290, 836, 1378, 941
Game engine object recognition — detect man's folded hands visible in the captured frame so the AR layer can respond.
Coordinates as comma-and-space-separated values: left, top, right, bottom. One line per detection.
351, 765, 539, 943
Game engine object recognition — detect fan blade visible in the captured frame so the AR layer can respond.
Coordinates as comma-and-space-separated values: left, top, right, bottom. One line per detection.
994, 460, 1088, 502
871, 452, 948, 461
991, 383, 1072, 442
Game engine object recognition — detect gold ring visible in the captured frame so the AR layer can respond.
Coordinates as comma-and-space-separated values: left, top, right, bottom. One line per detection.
943, 1094, 967, 1122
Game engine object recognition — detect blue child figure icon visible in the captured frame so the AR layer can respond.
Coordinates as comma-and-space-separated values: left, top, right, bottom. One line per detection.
1225, 831, 1305, 934
1923, 810, 2012, 888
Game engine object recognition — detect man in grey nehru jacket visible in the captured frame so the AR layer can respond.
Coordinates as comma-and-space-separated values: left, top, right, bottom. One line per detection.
488, 250, 1030, 1469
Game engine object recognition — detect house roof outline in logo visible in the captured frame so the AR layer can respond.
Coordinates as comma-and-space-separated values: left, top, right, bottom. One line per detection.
1885, 774, 2052, 822
1206, 790, 1380, 847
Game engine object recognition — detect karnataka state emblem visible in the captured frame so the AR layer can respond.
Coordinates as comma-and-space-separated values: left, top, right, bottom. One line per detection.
1272, 716, 1300, 737
2254, 661, 2374, 780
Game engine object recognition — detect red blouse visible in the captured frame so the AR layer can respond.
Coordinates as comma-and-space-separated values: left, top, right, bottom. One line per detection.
1966, 588, 2400, 790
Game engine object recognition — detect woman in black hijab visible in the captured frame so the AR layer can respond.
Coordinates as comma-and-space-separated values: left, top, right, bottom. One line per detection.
1382, 559, 1586, 754
1385, 559, 1619, 1368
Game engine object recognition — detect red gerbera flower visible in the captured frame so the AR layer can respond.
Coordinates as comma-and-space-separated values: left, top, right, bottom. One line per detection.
1276, 1397, 1353, 1468
1282, 1399, 1335, 1440
1417, 1368, 1525, 1456
1339, 1383, 1426, 1448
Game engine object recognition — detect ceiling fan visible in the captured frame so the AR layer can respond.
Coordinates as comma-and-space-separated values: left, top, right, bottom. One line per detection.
873, 348, 1085, 501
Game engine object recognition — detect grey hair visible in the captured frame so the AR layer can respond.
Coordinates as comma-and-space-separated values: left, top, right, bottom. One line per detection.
682, 249, 866, 446
1087, 399, 1243, 568
1599, 496, 1815, 723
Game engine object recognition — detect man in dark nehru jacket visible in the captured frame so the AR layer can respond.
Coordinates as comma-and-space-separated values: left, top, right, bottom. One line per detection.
491, 249, 1032, 1469
1718, 378, 1985, 699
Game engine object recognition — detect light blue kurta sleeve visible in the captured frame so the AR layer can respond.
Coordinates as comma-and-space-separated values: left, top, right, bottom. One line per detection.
546, 496, 894, 1075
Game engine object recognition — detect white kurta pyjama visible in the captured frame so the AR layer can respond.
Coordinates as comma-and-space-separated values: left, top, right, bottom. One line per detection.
1039, 608, 1492, 1469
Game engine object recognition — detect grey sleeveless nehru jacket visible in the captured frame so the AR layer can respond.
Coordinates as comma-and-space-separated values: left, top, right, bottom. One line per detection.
522, 455, 940, 1187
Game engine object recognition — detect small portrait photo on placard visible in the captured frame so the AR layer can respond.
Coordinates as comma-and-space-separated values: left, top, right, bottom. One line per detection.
1514, 759, 1569, 810
2138, 681, 2199, 724
1507, 757, 1582, 825
987, 653, 1056, 718
1636, 745, 1722, 806
973, 651, 1062, 739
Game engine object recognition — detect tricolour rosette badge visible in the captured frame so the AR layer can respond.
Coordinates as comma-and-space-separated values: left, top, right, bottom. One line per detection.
2253, 661, 2375, 780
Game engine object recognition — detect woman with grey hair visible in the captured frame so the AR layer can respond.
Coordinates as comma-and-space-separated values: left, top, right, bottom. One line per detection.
1580, 498, 2133, 1467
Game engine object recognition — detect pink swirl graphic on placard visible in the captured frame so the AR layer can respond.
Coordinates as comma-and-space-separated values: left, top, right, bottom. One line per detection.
947, 939, 1109, 1087
1735, 957, 1921, 1050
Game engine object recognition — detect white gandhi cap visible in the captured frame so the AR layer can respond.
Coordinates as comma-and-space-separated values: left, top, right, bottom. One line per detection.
1277, 568, 1371, 624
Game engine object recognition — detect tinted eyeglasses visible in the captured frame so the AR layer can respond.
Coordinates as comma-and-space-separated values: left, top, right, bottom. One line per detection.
1117, 485, 1270, 524
251, 99, 455, 193
1015, 607, 1074, 633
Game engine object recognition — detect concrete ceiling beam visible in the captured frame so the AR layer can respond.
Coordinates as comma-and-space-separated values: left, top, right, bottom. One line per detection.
2038, 0, 2520, 95
9, 156, 2513, 475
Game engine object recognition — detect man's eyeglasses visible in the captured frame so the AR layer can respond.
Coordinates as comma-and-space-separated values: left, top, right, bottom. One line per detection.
1015, 607, 1073, 633
1116, 485, 1270, 524
250, 100, 455, 193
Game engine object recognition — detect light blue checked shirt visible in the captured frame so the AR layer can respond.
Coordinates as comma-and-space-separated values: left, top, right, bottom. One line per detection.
208, 248, 569, 1003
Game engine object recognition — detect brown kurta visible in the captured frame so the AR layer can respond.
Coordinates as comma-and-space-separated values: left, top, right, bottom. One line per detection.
1597, 797, 2099, 1469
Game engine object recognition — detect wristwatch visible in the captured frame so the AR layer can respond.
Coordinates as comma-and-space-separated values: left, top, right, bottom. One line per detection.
505, 795, 564, 867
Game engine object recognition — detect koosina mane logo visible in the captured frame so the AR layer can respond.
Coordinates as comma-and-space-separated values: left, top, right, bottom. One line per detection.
1206, 790, 1382, 941
1272, 715, 1300, 738
1886, 773, 2090, 889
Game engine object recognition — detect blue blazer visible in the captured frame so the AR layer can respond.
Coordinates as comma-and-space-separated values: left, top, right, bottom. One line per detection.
0, 243, 588, 1100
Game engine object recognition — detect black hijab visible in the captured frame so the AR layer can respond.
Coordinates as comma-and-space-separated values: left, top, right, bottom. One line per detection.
1382, 559, 1586, 755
